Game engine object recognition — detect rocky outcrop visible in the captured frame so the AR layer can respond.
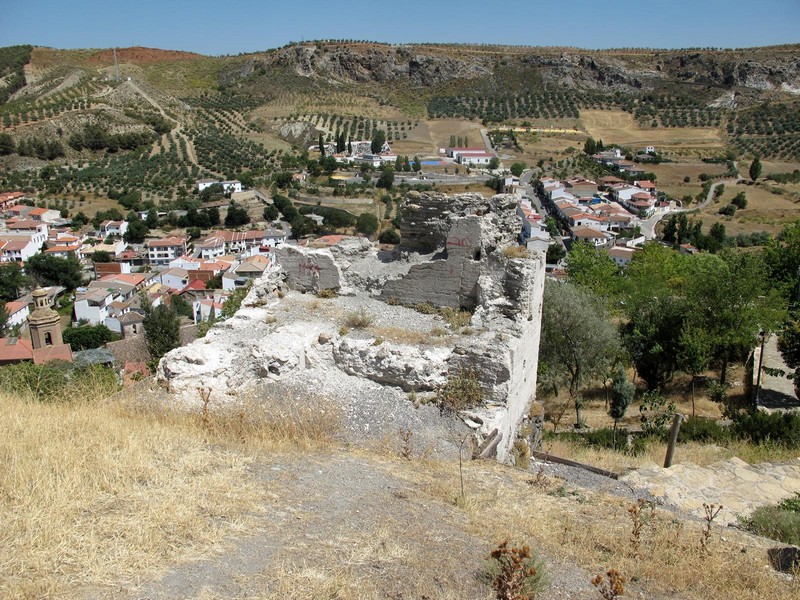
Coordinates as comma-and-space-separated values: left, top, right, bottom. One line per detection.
230, 43, 800, 95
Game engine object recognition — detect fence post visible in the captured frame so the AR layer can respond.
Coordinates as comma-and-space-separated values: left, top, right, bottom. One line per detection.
663, 413, 684, 468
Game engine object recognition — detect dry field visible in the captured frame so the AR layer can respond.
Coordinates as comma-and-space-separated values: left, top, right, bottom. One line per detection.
581, 110, 724, 151
698, 182, 800, 235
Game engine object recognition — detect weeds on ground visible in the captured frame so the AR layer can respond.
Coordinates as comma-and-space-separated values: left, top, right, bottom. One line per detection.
399, 428, 413, 460
628, 499, 656, 558
503, 245, 529, 259
482, 540, 545, 600
316, 288, 337, 299
592, 569, 626, 599
700, 503, 723, 552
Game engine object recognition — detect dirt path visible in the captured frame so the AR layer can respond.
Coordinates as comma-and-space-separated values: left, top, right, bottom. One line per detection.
117, 453, 599, 600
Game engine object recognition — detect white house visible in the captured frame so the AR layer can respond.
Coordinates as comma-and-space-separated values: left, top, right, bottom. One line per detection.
571, 226, 612, 247
456, 152, 494, 166
199, 230, 285, 259
99, 220, 129, 239
160, 267, 190, 290
196, 179, 243, 194
447, 147, 487, 159
5, 300, 29, 329
74, 288, 114, 325
28, 207, 62, 223
607, 246, 637, 267
221, 255, 271, 290
0, 234, 44, 263
147, 237, 188, 267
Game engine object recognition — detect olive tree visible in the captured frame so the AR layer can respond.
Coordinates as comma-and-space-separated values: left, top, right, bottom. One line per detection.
539, 280, 620, 428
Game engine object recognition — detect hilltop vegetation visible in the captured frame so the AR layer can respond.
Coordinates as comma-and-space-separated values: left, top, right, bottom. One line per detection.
0, 41, 799, 211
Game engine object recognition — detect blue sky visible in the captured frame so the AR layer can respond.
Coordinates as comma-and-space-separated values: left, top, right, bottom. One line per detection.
1, 0, 798, 56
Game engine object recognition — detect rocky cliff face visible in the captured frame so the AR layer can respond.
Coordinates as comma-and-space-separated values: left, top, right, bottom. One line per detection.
236, 43, 800, 95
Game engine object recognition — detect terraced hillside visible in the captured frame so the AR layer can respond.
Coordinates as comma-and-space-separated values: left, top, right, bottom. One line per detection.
0, 42, 799, 206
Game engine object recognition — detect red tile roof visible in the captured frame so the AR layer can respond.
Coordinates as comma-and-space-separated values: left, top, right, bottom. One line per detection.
0, 337, 32, 362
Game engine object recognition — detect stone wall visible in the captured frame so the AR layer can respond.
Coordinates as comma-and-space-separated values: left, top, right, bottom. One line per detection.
274, 245, 341, 292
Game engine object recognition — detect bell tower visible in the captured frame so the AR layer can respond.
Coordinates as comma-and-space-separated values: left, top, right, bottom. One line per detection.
28, 288, 63, 349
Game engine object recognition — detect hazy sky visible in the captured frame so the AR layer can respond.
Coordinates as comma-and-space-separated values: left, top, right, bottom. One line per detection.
1, 0, 798, 55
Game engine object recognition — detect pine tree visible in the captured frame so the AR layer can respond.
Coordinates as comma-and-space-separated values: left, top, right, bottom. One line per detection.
318, 133, 325, 156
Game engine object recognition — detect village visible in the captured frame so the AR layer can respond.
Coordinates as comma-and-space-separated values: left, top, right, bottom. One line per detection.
0, 132, 696, 382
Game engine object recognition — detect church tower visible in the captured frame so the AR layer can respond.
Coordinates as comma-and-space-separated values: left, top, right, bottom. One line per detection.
28, 288, 63, 349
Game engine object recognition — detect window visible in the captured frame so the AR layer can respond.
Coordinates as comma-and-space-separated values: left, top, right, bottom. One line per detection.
44, 331, 52, 346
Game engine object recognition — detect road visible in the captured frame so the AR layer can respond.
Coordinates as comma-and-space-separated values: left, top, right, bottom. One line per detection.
698, 177, 742, 210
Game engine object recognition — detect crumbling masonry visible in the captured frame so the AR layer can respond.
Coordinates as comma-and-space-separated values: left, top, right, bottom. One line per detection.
158, 192, 545, 463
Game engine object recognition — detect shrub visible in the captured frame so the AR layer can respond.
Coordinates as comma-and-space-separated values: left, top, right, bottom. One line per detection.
345, 307, 374, 329
741, 505, 800, 545
504, 245, 529, 259
732, 411, 800, 447
378, 228, 401, 244
437, 369, 483, 413
718, 204, 737, 216
678, 416, 731, 443
440, 307, 472, 330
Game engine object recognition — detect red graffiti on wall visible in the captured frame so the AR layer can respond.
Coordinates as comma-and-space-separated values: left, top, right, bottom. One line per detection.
298, 261, 321, 275
446, 236, 472, 248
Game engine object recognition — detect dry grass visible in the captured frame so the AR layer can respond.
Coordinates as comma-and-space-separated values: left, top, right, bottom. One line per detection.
581, 110, 724, 148
386, 456, 796, 600
368, 326, 450, 346
0, 386, 339, 599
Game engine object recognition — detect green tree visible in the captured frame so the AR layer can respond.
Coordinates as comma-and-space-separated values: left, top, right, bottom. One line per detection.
583, 137, 597, 155
169, 294, 194, 318
263, 204, 279, 221
609, 365, 635, 440
378, 228, 401, 244
545, 243, 566, 264
510, 162, 526, 177
764, 221, 800, 301
63, 324, 117, 350
731, 191, 748, 209
356, 212, 379, 237
566, 241, 619, 300
26, 254, 83, 290
290, 214, 314, 239
141, 295, 181, 362
371, 129, 386, 154
0, 303, 8, 336
539, 281, 620, 428
749, 156, 762, 182
91, 250, 112, 263
0, 133, 15, 155
0, 263, 27, 301
124, 220, 149, 243
488, 157, 500, 170
224, 205, 250, 227
318, 132, 325, 156
376, 168, 394, 190
677, 325, 712, 416
412, 156, 422, 172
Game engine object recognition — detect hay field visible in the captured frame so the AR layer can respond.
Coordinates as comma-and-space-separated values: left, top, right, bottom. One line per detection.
698, 182, 800, 235
581, 110, 724, 150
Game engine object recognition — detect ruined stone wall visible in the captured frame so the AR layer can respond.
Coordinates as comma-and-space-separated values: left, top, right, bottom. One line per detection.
158, 191, 546, 464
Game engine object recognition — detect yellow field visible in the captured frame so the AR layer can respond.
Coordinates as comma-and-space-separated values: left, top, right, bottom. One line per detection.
581, 110, 724, 151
